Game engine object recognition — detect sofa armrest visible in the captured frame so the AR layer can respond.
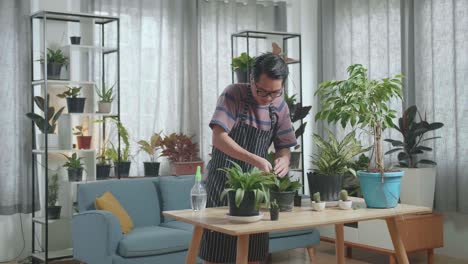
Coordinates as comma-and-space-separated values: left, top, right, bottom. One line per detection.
72, 210, 123, 264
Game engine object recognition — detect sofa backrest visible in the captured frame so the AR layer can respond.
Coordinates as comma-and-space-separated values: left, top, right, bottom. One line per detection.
156, 175, 196, 223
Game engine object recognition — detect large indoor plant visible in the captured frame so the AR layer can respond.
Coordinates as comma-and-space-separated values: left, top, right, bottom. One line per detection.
62, 153, 84, 182
385, 105, 444, 207
106, 120, 132, 177
231, 52, 255, 83
220, 161, 273, 217
161, 133, 204, 175
268, 175, 302, 212
308, 129, 368, 202
26, 95, 65, 150
315, 64, 404, 208
57, 86, 86, 113
137, 132, 164, 177
95, 83, 114, 113
47, 173, 61, 219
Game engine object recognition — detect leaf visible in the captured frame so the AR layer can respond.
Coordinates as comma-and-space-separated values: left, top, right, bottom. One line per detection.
416, 159, 437, 166
235, 188, 245, 208
385, 148, 403, 155
422, 136, 441, 142
384, 139, 404, 146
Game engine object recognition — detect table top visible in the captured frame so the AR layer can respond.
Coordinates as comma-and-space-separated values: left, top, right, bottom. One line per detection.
163, 203, 431, 236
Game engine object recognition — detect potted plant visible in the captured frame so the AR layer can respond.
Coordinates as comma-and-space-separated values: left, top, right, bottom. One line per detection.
384, 105, 444, 208
307, 129, 368, 202
62, 153, 84, 182
316, 64, 404, 208
96, 142, 111, 180
338, 190, 352, 210
106, 120, 132, 177
270, 199, 279, 221
161, 133, 204, 175
70, 36, 81, 45
231, 52, 255, 83
47, 173, 61, 219
311, 192, 326, 211
73, 125, 92, 149
26, 95, 65, 150
57, 86, 86, 113
220, 161, 273, 217
137, 132, 164, 177
268, 175, 302, 212
95, 83, 114, 113
40, 48, 69, 80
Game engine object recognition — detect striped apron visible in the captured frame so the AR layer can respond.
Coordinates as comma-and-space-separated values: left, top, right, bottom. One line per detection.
199, 89, 278, 263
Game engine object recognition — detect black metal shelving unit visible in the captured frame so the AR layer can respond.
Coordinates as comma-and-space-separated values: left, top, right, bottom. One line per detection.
30, 10, 120, 263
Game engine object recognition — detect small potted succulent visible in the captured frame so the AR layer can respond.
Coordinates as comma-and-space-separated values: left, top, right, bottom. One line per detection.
95, 83, 114, 113
62, 153, 84, 182
39, 48, 69, 80
268, 175, 302, 212
26, 95, 65, 150
96, 142, 111, 180
137, 132, 164, 177
47, 173, 61, 219
106, 120, 132, 177
270, 199, 280, 221
220, 161, 273, 217
312, 192, 326, 211
161, 133, 204, 175
231, 52, 255, 83
73, 125, 92, 149
338, 190, 352, 210
57, 86, 86, 113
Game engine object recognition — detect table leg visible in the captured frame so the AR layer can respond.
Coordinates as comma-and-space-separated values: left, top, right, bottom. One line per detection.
335, 224, 345, 264
236, 234, 249, 264
386, 217, 409, 264
427, 248, 434, 264
186, 225, 203, 264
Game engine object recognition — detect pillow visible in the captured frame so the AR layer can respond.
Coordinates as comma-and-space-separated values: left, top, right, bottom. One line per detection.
95, 191, 134, 234
158, 176, 195, 222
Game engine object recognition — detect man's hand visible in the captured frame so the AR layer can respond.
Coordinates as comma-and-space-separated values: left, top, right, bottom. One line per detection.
274, 156, 289, 177
253, 156, 273, 172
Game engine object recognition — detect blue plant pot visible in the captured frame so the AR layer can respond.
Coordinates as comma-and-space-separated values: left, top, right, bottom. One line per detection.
357, 170, 404, 208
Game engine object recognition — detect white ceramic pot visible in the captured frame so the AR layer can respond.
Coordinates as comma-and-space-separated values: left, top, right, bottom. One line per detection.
312, 201, 326, 211
98, 101, 112, 113
36, 133, 59, 150
338, 200, 352, 210
400, 168, 436, 208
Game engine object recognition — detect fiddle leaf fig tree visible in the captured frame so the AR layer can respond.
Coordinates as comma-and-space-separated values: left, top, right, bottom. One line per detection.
315, 64, 403, 176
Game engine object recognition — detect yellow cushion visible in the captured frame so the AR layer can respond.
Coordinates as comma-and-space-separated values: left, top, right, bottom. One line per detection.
95, 191, 134, 234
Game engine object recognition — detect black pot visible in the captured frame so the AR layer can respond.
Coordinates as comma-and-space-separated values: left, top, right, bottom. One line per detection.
96, 164, 111, 180
47, 206, 61, 220
235, 69, 249, 83
307, 172, 343, 201
228, 191, 258, 217
270, 208, 279, 221
294, 192, 302, 207
68, 168, 83, 182
47, 63, 62, 79
66, 97, 86, 113
270, 191, 295, 212
70, 36, 81, 45
144, 162, 160, 177
114, 161, 131, 178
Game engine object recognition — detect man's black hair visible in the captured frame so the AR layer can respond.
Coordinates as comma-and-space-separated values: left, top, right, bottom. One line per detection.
252, 52, 289, 84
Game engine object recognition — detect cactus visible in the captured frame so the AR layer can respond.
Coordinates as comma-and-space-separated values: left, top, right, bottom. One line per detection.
270, 199, 279, 209
340, 190, 349, 201
313, 192, 321, 203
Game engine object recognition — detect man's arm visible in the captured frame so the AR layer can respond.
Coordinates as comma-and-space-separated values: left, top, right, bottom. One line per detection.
212, 125, 272, 172
274, 148, 291, 177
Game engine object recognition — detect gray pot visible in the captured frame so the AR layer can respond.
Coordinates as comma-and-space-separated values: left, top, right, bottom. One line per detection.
98, 101, 112, 113
47, 63, 62, 79
68, 168, 83, 182
235, 69, 249, 83
307, 172, 343, 201
270, 191, 295, 212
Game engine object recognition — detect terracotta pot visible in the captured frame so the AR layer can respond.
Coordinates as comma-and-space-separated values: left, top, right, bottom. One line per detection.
171, 161, 204, 176
77, 136, 92, 149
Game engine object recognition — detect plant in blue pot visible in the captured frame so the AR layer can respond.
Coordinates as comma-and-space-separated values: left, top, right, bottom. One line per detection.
315, 64, 404, 208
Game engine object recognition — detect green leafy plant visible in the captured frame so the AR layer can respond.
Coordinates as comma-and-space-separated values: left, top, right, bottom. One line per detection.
268, 175, 302, 192
137, 132, 164, 162
220, 161, 274, 209
73, 125, 88, 136
95, 83, 114, 103
38, 48, 69, 66
105, 119, 131, 162
284, 92, 312, 142
315, 64, 403, 175
312, 129, 369, 176
385, 105, 444, 167
62, 153, 84, 170
231, 52, 255, 72
48, 173, 59, 207
270, 199, 279, 209
339, 190, 349, 201
26, 95, 65, 134
161, 133, 199, 162
96, 141, 110, 165
57, 86, 82, 98
313, 192, 321, 203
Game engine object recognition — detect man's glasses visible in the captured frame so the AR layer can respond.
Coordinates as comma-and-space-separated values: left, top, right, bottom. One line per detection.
253, 83, 283, 98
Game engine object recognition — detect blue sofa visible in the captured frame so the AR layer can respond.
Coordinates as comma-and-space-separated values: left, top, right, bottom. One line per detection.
72, 175, 320, 264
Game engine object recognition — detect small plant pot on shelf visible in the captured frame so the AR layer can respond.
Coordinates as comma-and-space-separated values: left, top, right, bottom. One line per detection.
227, 191, 259, 217
171, 161, 204, 176
270, 208, 279, 221
312, 201, 326, 211
235, 69, 249, 83
270, 191, 295, 212
144, 162, 160, 177
68, 168, 83, 182
76, 136, 92, 149
66, 98, 86, 113
36, 133, 59, 150
98, 101, 112, 113
114, 161, 131, 177
338, 200, 352, 210
96, 164, 111, 180
47, 206, 62, 220
47, 63, 62, 80
70, 36, 81, 45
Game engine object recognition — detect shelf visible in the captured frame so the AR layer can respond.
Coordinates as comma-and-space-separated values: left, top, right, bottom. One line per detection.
32, 80, 95, 86
33, 149, 96, 154
32, 248, 73, 261
33, 217, 71, 225
63, 44, 118, 54
286, 60, 301, 65
31, 10, 118, 24
64, 113, 117, 118
232, 30, 301, 39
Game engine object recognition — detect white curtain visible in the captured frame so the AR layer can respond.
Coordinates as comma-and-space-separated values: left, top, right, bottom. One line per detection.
413, 0, 468, 212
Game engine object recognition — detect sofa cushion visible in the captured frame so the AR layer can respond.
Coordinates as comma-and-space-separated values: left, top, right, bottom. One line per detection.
118, 226, 191, 257
160, 221, 194, 232
269, 228, 316, 239
95, 191, 134, 234
157, 175, 195, 222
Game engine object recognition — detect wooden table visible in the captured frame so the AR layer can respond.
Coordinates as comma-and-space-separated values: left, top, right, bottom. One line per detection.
163, 204, 431, 264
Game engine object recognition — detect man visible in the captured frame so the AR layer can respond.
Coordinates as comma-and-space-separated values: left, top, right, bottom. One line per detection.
199, 53, 297, 264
